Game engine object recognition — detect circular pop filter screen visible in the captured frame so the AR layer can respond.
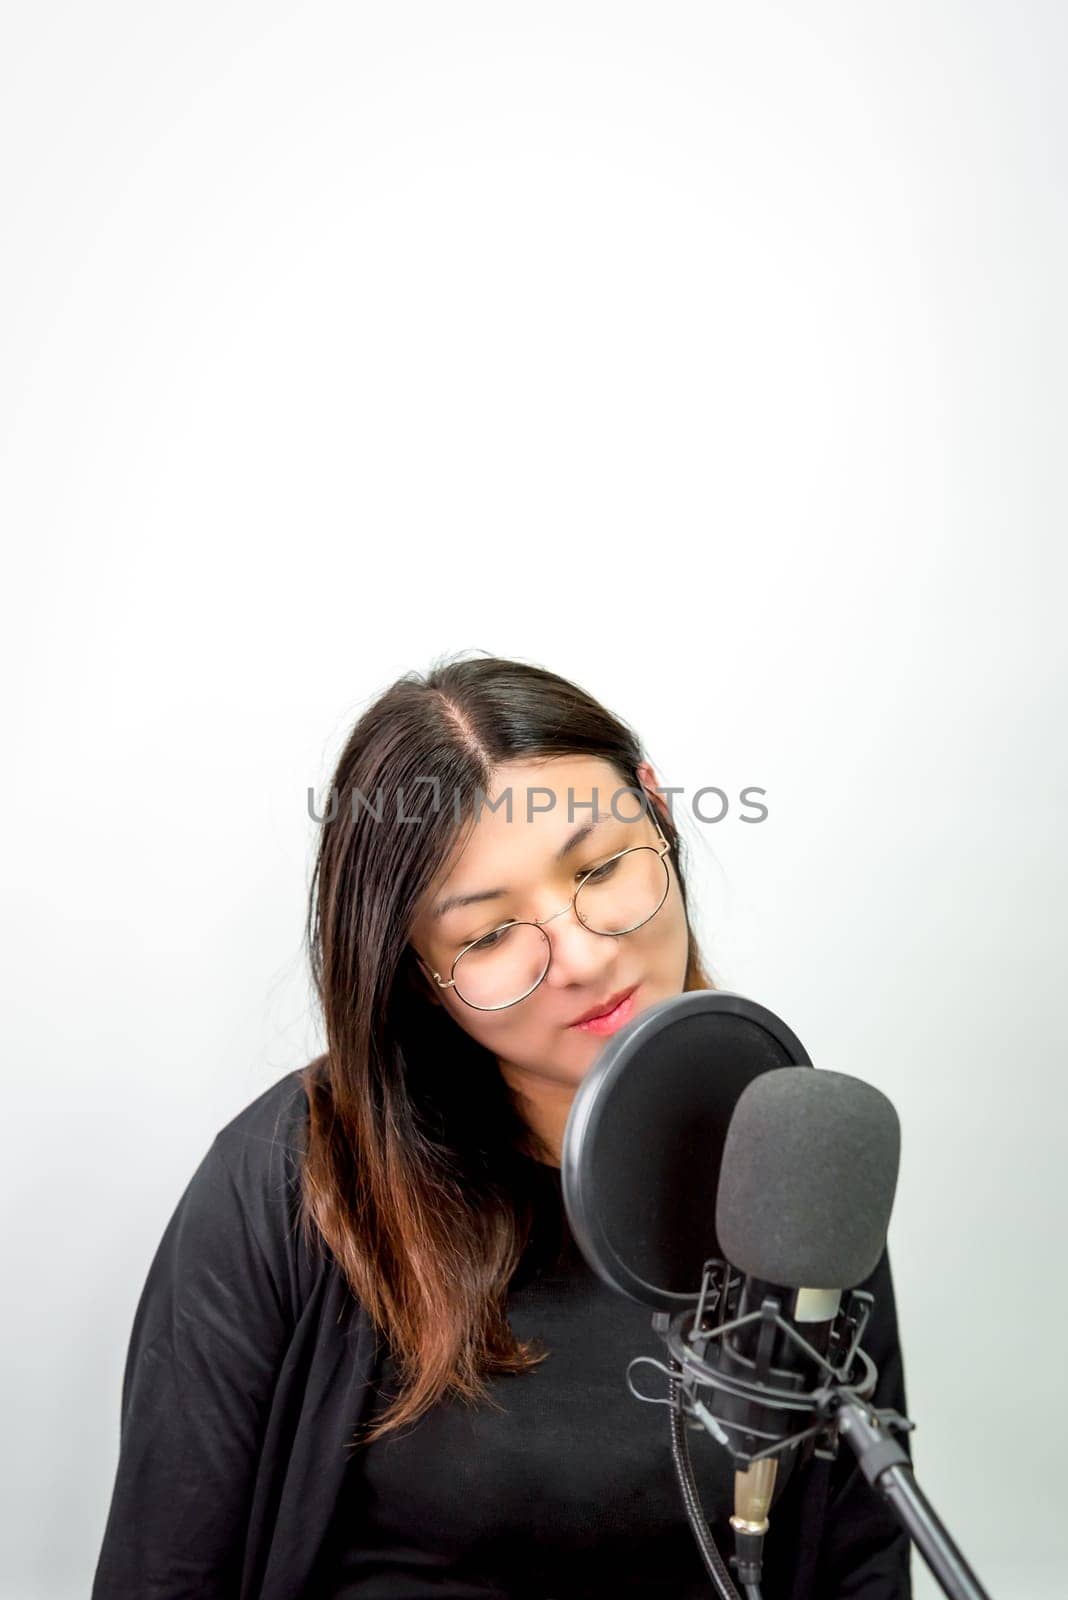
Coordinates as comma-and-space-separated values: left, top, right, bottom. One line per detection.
560, 989, 812, 1312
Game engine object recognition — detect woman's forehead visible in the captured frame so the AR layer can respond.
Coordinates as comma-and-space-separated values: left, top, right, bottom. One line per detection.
462, 756, 627, 847
417, 755, 636, 920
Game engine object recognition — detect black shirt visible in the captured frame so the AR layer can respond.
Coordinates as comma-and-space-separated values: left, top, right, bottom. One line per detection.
91, 1069, 912, 1599
321, 1157, 748, 1597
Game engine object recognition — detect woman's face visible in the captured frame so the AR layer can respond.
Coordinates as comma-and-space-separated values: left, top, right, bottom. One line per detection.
407, 755, 692, 1103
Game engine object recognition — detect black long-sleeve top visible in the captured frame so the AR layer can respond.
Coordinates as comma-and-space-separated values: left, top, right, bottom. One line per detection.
91, 1069, 913, 1598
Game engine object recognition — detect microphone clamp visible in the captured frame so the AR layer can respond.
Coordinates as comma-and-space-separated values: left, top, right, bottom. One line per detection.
627, 1255, 913, 1471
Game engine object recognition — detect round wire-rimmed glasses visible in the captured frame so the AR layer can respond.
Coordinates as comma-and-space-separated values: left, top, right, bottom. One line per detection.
416, 817, 674, 1011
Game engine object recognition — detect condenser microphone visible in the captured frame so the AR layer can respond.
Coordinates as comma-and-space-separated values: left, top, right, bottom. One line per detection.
712, 1067, 901, 1572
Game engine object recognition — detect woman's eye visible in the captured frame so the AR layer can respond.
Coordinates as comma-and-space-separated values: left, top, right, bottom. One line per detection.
462, 861, 620, 951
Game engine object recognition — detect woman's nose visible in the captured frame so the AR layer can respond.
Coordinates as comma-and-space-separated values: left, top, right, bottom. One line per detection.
539, 902, 614, 987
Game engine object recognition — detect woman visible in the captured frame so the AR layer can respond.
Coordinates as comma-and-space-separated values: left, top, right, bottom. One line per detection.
92, 652, 912, 1598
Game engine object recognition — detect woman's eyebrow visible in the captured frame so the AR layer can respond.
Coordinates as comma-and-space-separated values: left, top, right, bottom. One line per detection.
432, 812, 613, 922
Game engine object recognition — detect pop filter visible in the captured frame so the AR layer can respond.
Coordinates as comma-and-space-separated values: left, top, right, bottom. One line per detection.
560, 989, 812, 1312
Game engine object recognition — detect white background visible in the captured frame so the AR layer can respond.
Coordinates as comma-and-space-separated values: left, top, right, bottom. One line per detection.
2, 3, 1065, 1596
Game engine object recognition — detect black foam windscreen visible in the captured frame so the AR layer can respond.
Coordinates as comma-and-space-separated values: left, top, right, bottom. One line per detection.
716, 1067, 901, 1289
560, 990, 812, 1311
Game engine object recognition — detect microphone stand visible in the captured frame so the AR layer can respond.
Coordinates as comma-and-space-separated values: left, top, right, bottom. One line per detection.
832, 1394, 991, 1600
627, 1259, 993, 1600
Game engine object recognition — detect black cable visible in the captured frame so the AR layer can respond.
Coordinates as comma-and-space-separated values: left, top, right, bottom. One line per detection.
666, 1360, 743, 1599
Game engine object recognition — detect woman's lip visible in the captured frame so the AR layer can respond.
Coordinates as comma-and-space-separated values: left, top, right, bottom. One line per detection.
569, 985, 639, 1032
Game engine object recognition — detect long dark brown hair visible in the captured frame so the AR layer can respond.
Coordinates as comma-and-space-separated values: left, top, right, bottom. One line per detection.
300, 651, 718, 1445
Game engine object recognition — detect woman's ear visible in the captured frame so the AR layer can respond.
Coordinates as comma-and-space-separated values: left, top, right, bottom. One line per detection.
635, 758, 672, 833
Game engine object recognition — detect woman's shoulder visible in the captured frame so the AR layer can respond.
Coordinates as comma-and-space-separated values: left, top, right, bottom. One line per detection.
196, 1061, 321, 1286
212, 1061, 314, 1173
